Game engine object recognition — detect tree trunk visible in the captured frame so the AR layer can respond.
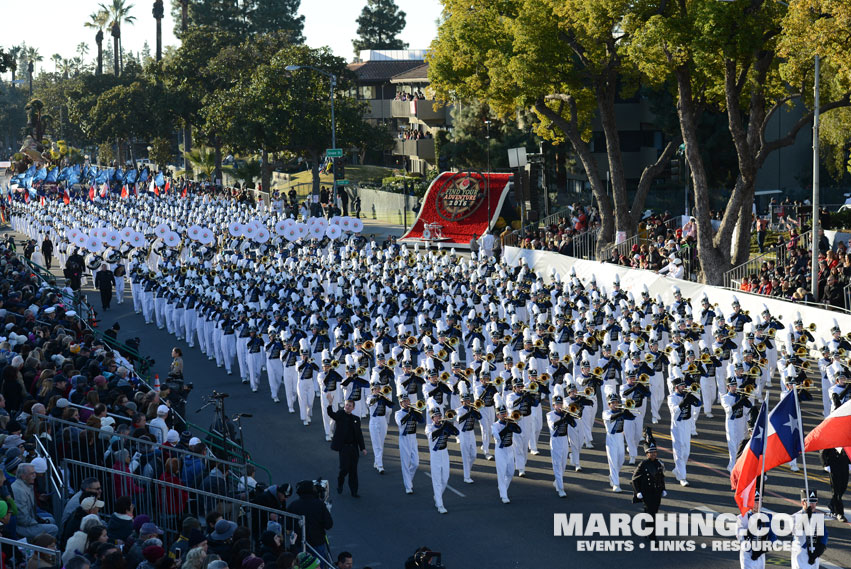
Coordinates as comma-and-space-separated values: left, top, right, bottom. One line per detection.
213, 139, 222, 186
310, 150, 321, 198
261, 148, 271, 194
156, 18, 162, 61
181, 0, 189, 31
596, 77, 632, 237
183, 124, 193, 178
96, 35, 103, 75
113, 34, 119, 76
630, 138, 681, 229
536, 97, 614, 257
556, 142, 567, 193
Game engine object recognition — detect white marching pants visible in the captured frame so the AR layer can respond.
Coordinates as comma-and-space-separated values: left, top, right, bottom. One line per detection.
551, 436, 568, 492
296, 378, 315, 422
429, 449, 450, 509
458, 429, 476, 480
247, 352, 264, 390
220, 334, 236, 374
605, 431, 625, 488
398, 434, 419, 492
369, 416, 388, 469
671, 421, 692, 481
267, 359, 284, 399
479, 407, 495, 455
283, 365, 298, 411
114, 277, 125, 304
494, 446, 515, 501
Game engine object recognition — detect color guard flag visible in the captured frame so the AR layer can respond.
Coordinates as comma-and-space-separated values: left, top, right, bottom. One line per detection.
762, 389, 803, 472
121, 185, 128, 199
164, 179, 170, 194
88, 185, 95, 201
804, 399, 851, 456
63, 187, 70, 205
731, 401, 767, 515
181, 185, 187, 198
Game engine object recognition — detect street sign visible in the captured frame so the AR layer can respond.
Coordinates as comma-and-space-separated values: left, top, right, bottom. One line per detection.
326, 149, 343, 158
336, 180, 350, 186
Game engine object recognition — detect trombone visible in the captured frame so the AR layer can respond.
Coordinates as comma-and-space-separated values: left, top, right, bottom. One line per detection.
688, 383, 701, 393
637, 373, 650, 385
405, 336, 418, 347
362, 340, 375, 351
485, 353, 495, 362
444, 409, 457, 420
516, 361, 526, 371
494, 377, 504, 387
439, 371, 450, 382
386, 358, 397, 367
413, 399, 426, 411
381, 385, 393, 395
614, 349, 624, 360
509, 410, 522, 421
566, 403, 583, 418
534, 339, 544, 348
473, 399, 485, 409
622, 398, 637, 409
414, 366, 425, 376
645, 353, 656, 364
462, 367, 475, 378
583, 386, 596, 397
526, 381, 540, 394
539, 372, 551, 383
448, 337, 460, 347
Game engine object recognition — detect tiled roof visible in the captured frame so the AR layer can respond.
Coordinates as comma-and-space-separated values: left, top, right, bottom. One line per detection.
347, 60, 425, 83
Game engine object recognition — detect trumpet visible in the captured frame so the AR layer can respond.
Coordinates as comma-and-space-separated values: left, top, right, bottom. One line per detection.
405, 336, 418, 347
510, 410, 522, 421
637, 373, 650, 385
413, 400, 426, 411
485, 353, 495, 362
494, 377, 504, 386
473, 399, 485, 409
414, 366, 425, 376
381, 385, 393, 395
448, 336, 460, 347
688, 383, 701, 393
583, 386, 595, 397
387, 358, 397, 367
516, 361, 526, 371
808, 323, 817, 332
362, 340, 375, 351
623, 398, 636, 409
439, 371, 450, 382
539, 372, 551, 383
445, 409, 457, 420
614, 349, 624, 360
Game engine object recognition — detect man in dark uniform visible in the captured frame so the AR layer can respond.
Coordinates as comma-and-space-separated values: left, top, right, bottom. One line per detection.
821, 447, 849, 522
631, 432, 666, 539
94, 264, 115, 310
65, 249, 85, 291
326, 394, 367, 497
41, 236, 54, 269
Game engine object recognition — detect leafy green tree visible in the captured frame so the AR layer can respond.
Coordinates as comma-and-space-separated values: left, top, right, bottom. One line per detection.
0, 48, 14, 74
352, 0, 407, 54
149, 136, 173, 170
183, 144, 216, 179
25, 99, 52, 141
626, 0, 851, 284
224, 157, 262, 188
247, 0, 305, 40
429, 0, 680, 254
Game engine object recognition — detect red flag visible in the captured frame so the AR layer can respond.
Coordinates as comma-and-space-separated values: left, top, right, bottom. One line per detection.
121, 185, 129, 199
100, 183, 109, 198
164, 179, 170, 194
181, 185, 187, 198
24, 191, 29, 204
63, 188, 70, 205
804, 400, 851, 453
89, 185, 95, 201
39, 196, 45, 207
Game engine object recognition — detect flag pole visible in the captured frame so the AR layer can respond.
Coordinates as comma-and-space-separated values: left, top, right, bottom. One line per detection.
756, 394, 769, 513
793, 387, 810, 499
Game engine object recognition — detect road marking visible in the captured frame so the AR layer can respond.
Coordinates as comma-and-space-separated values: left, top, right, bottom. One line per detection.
423, 472, 466, 497
692, 505, 721, 517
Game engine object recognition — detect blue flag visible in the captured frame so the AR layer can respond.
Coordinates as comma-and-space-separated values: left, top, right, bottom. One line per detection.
114, 168, 124, 182
46, 168, 58, 183
34, 167, 47, 182
155, 171, 165, 187
25, 165, 36, 177
95, 170, 108, 184
139, 168, 149, 183
125, 169, 137, 184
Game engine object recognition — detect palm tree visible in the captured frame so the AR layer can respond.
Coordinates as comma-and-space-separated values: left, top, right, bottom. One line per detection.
59, 59, 75, 79
153, 0, 164, 61
101, 0, 136, 76
25, 99, 52, 141
84, 10, 109, 75
24, 47, 42, 95
183, 146, 216, 181
8, 45, 21, 89
76, 42, 89, 64
51, 53, 62, 74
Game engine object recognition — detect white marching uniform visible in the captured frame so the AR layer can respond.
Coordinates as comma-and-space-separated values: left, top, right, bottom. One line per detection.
395, 407, 422, 493
492, 420, 518, 502
547, 409, 571, 495
720, 390, 748, 471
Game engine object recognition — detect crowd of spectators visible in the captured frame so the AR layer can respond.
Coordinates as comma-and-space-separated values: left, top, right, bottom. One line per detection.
499, 203, 600, 255
0, 239, 340, 569
393, 91, 425, 101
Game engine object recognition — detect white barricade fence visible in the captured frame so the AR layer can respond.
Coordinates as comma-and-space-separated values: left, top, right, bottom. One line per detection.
504, 246, 851, 340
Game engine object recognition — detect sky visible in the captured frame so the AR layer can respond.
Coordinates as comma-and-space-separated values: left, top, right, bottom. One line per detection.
0, 0, 443, 73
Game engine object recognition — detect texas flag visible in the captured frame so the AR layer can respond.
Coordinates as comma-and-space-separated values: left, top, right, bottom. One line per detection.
763, 389, 803, 471
100, 183, 109, 198
731, 401, 768, 514
805, 399, 851, 457
149, 180, 159, 196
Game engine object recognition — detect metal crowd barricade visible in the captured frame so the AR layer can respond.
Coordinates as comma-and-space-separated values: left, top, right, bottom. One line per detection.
36, 414, 264, 503
537, 206, 574, 229
0, 535, 61, 569
600, 233, 640, 261
571, 228, 600, 260
61, 459, 306, 552
723, 248, 776, 289
33, 435, 67, 523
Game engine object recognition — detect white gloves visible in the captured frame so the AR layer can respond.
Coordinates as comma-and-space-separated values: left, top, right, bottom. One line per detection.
637, 492, 643, 499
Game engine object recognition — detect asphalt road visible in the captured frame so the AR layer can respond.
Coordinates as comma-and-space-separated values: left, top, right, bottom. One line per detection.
11, 226, 849, 569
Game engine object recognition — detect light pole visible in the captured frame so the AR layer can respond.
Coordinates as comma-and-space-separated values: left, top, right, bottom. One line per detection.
285, 65, 338, 206
485, 119, 492, 231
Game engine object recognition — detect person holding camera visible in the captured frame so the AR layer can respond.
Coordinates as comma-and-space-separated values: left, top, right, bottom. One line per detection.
287, 481, 333, 563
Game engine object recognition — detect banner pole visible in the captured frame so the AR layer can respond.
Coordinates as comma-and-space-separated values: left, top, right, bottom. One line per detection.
757, 394, 769, 513
793, 387, 810, 499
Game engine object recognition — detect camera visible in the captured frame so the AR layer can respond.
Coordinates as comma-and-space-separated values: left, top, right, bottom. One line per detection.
406, 548, 444, 569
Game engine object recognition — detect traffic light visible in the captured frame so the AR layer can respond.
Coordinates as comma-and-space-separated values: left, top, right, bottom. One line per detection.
334, 158, 345, 180
670, 158, 680, 181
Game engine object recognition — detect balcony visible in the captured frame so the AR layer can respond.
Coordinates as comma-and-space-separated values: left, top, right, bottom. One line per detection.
390, 99, 447, 122
393, 138, 435, 161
